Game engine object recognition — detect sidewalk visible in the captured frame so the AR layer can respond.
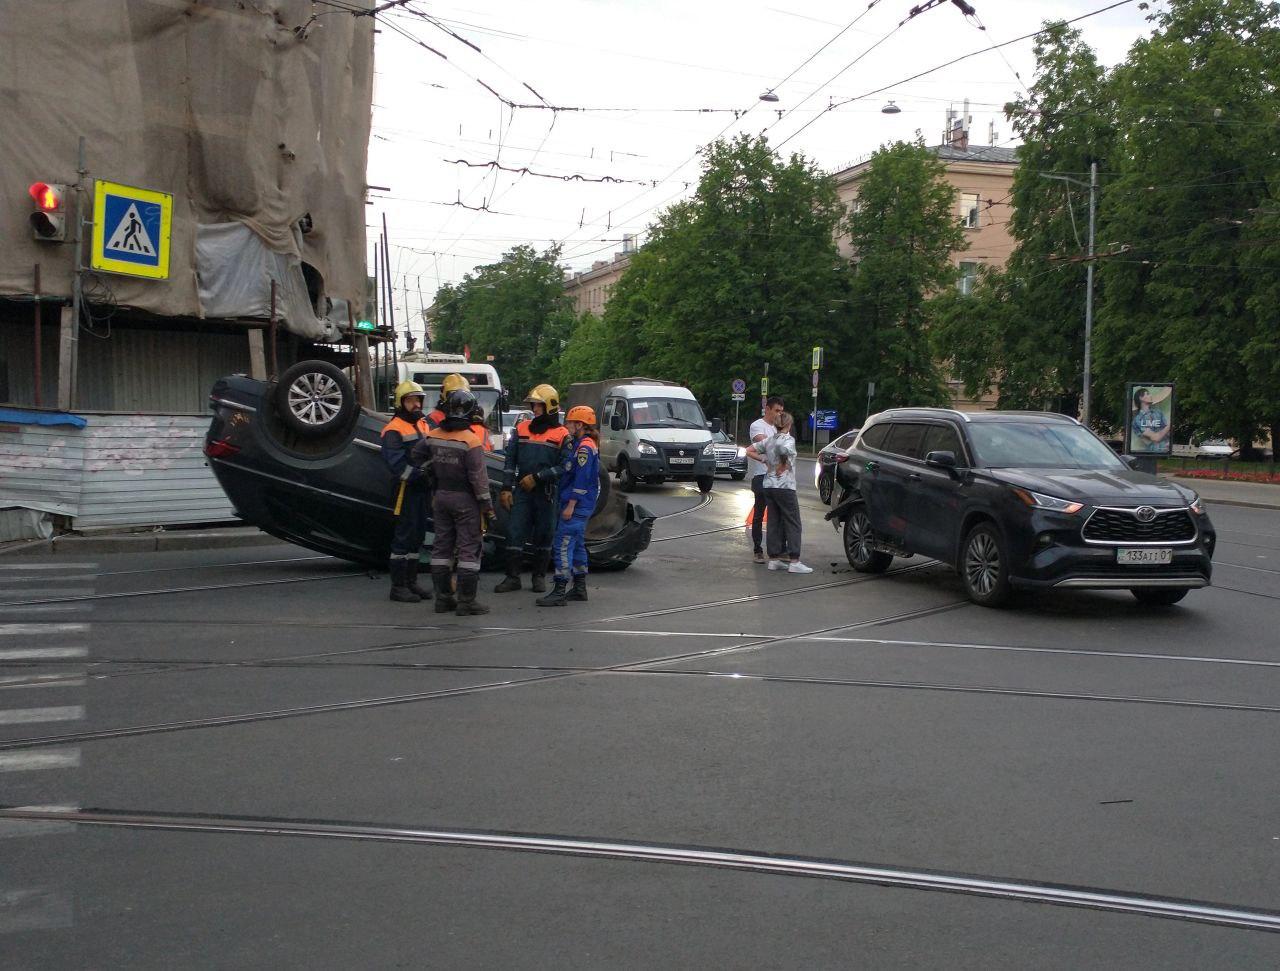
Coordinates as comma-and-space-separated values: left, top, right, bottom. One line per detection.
1166, 475, 1280, 511
0, 525, 282, 557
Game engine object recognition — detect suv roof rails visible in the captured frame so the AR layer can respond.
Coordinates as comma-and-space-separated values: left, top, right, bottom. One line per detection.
874, 406, 973, 423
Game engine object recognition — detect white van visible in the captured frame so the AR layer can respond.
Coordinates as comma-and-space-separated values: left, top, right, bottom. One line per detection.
567, 379, 716, 493
370, 352, 509, 435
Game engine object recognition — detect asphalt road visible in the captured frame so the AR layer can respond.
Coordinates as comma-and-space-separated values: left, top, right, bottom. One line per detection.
2, 475, 1279, 968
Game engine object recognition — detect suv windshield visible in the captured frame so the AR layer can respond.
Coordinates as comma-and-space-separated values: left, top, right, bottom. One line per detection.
628, 397, 706, 429
967, 422, 1125, 470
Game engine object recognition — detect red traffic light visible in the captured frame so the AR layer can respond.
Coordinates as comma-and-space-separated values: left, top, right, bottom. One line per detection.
28, 182, 64, 212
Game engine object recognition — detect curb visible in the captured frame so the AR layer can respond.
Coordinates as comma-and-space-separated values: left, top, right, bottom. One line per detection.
1, 529, 282, 557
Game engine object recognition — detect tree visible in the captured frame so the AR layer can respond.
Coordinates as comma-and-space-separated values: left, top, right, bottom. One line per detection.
846, 139, 964, 409
552, 311, 611, 389
1095, 0, 1280, 451
428, 244, 576, 401
596, 135, 857, 428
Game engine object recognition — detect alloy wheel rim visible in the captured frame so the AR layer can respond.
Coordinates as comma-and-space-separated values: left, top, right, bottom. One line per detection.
965, 533, 999, 596
849, 513, 873, 564
287, 373, 343, 425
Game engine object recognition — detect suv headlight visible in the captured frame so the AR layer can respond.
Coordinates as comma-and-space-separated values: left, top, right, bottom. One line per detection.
702, 441, 715, 456
1012, 488, 1083, 515
637, 442, 658, 456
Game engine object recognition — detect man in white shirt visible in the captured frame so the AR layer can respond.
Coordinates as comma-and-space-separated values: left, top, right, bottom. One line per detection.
748, 396, 784, 564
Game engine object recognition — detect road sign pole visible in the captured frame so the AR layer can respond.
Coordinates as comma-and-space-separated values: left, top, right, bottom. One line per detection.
733, 399, 740, 442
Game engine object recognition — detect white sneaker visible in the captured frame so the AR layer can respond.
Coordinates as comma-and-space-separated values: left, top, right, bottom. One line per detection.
767, 559, 787, 571
787, 561, 814, 574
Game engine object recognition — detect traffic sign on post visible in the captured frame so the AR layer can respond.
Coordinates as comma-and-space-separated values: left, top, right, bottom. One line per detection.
91, 179, 172, 280
732, 378, 746, 395
812, 346, 823, 371
811, 371, 819, 390
731, 392, 745, 401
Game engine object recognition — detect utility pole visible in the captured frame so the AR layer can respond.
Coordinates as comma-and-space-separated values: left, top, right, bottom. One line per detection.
1040, 164, 1098, 426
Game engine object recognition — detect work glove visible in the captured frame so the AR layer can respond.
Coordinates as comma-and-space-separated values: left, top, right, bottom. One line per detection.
499, 489, 514, 512
480, 501, 494, 533
519, 474, 537, 493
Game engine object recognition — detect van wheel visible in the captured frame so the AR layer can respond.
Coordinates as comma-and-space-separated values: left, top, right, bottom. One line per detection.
274, 360, 356, 438
618, 457, 639, 492
697, 476, 714, 494
961, 522, 1011, 607
1131, 587, 1189, 606
844, 507, 892, 573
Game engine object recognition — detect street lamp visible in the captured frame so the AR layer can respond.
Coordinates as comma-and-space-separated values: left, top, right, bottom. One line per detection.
759, 89, 779, 103
1040, 162, 1098, 427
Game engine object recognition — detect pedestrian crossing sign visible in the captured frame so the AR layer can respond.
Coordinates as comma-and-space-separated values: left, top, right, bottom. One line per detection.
91, 179, 172, 280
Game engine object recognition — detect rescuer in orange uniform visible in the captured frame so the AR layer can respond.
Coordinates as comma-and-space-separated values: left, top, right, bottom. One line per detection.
380, 380, 432, 603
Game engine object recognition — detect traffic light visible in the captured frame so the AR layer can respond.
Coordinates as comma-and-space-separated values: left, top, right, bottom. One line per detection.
28, 182, 68, 242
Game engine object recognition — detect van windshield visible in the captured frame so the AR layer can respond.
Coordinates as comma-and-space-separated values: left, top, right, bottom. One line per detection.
627, 397, 706, 430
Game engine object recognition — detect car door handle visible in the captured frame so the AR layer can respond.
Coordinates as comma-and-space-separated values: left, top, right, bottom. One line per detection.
907, 472, 922, 482
865, 461, 880, 473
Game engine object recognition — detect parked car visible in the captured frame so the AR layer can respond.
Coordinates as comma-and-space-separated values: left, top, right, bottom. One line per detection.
814, 429, 859, 504
204, 361, 654, 571
566, 379, 716, 493
826, 408, 1215, 607
1195, 439, 1235, 459
710, 430, 748, 480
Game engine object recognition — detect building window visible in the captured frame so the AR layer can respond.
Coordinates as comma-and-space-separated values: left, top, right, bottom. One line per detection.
959, 192, 980, 229
957, 261, 978, 296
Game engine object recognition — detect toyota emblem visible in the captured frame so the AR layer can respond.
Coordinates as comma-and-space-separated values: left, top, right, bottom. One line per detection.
1135, 506, 1157, 523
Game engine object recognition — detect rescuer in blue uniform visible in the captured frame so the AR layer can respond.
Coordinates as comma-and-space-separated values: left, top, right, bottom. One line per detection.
536, 405, 600, 607
494, 384, 570, 594
380, 380, 432, 603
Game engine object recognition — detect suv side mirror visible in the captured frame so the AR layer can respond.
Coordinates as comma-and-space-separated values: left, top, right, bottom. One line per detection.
610, 413, 625, 431
925, 450, 958, 470
1121, 454, 1139, 469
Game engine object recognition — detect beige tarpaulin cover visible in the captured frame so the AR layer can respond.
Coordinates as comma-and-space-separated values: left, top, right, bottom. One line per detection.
0, 0, 373, 338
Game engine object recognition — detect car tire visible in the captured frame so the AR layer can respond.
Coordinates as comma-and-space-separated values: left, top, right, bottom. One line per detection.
697, 476, 714, 494
843, 506, 892, 573
730, 471, 746, 481
618, 457, 639, 492
1131, 587, 1189, 606
818, 470, 834, 505
960, 522, 1012, 607
274, 360, 356, 439
597, 465, 612, 508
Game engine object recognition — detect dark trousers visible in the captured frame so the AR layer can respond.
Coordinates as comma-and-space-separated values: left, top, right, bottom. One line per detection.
764, 487, 802, 560
430, 490, 484, 573
390, 485, 429, 559
750, 474, 768, 552
505, 487, 556, 557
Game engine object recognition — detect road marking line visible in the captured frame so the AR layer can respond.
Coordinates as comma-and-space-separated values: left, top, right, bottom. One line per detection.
0, 676, 87, 690
0, 647, 87, 660
0, 624, 88, 636
0, 805, 78, 839
0, 749, 80, 772
0, 563, 98, 570
0, 605, 88, 614
0, 706, 85, 725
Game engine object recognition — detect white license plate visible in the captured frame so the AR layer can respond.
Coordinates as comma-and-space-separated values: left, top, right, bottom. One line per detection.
1117, 548, 1173, 565
668, 456, 695, 465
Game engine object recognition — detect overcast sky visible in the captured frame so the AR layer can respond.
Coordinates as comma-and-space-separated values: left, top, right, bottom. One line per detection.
364, 0, 1151, 339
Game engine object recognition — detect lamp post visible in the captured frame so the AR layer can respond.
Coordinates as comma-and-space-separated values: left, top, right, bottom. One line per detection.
1039, 162, 1098, 426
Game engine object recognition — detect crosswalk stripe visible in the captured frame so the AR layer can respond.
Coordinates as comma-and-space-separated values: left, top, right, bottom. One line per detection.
0, 749, 80, 772
0, 624, 88, 636
0, 647, 87, 660
0, 706, 84, 725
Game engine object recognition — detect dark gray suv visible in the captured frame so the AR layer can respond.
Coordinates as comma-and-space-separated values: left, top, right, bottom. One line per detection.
826, 408, 1216, 607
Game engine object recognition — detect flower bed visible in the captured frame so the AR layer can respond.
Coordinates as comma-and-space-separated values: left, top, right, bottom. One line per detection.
1175, 468, 1280, 485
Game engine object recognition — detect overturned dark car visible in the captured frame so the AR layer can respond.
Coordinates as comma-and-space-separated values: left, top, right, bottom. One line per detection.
204, 361, 654, 571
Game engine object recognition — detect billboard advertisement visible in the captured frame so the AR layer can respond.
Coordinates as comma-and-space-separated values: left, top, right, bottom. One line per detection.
1126, 382, 1174, 455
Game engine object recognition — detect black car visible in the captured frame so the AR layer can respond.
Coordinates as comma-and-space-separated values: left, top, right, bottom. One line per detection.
204, 361, 654, 571
709, 430, 748, 480
827, 408, 1215, 607
815, 428, 859, 504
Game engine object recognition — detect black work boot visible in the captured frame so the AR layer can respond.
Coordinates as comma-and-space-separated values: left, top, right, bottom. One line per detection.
536, 579, 568, 607
389, 559, 420, 603
406, 559, 432, 601
432, 567, 457, 613
530, 552, 550, 593
493, 551, 522, 593
567, 576, 588, 602
456, 572, 489, 616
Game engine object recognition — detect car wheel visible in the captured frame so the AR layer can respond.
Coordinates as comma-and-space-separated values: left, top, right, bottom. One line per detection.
618, 457, 639, 492
697, 476, 714, 494
843, 506, 892, 573
960, 522, 1011, 607
274, 360, 356, 438
597, 466, 612, 508
1131, 587, 1189, 606
730, 471, 746, 481
818, 470, 834, 505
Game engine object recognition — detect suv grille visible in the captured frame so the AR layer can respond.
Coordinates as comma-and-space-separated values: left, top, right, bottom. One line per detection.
1083, 507, 1196, 544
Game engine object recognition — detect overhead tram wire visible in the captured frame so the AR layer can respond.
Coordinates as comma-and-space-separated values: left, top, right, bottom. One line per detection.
775, 0, 1139, 149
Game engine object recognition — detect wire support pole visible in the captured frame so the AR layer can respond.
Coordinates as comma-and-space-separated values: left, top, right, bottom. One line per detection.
1083, 161, 1098, 428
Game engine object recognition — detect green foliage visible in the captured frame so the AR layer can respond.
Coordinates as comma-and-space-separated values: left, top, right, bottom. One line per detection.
428, 244, 576, 400
1094, 0, 1280, 447
847, 139, 964, 409
552, 311, 611, 389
